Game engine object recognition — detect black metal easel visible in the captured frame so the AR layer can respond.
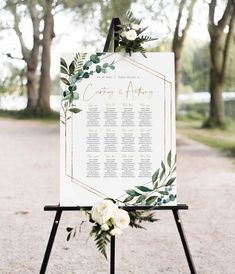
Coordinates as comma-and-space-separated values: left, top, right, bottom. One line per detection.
39, 18, 197, 274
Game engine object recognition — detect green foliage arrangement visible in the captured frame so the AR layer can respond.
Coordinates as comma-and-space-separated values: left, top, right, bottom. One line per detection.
116, 11, 157, 57
124, 151, 177, 205
60, 52, 115, 121
66, 151, 176, 259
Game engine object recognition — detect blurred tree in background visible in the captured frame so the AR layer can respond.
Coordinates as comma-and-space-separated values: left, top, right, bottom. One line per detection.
0, 0, 234, 125
206, 0, 235, 127
99, 0, 135, 34
4, 0, 55, 114
172, 0, 197, 107
1, 0, 98, 115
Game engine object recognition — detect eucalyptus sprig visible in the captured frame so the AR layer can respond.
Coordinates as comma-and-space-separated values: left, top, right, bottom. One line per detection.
60, 52, 115, 123
115, 11, 157, 57
124, 151, 177, 206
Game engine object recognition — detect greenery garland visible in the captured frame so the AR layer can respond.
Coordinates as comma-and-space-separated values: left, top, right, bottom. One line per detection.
60, 52, 115, 122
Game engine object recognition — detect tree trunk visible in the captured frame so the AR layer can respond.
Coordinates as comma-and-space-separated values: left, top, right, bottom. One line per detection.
207, 30, 225, 126
172, 0, 196, 110
37, 0, 54, 114
26, 65, 37, 109
173, 46, 182, 110
208, 68, 225, 125
207, 0, 235, 127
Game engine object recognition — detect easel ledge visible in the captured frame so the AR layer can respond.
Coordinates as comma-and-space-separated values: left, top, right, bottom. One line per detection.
44, 204, 188, 211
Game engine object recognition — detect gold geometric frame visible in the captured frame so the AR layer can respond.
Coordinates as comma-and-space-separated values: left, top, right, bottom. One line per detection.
62, 53, 174, 200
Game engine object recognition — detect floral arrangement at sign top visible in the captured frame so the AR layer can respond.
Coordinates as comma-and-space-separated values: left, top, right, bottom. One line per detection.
115, 11, 158, 57
61, 12, 176, 259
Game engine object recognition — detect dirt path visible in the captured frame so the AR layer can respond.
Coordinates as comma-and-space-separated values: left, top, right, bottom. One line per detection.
0, 118, 235, 274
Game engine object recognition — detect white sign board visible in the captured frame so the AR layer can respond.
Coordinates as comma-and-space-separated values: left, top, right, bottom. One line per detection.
60, 52, 176, 206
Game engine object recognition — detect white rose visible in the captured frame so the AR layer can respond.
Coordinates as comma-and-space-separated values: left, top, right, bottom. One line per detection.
125, 29, 137, 41
110, 228, 123, 236
91, 200, 117, 225
121, 31, 127, 38
113, 209, 130, 230
101, 223, 109, 231
131, 24, 140, 31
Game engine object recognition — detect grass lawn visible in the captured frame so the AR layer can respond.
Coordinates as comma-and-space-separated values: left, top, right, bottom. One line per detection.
177, 119, 235, 161
0, 109, 59, 123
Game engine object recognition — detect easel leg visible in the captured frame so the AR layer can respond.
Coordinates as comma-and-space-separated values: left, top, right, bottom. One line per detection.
40, 209, 62, 274
110, 236, 115, 274
172, 209, 197, 274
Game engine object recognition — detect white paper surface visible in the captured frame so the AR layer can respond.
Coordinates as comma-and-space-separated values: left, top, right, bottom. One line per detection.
60, 52, 176, 206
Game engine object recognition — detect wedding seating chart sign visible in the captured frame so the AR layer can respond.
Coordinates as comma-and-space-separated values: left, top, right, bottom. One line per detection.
60, 52, 176, 206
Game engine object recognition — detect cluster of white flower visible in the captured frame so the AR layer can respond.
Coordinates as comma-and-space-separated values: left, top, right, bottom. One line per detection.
121, 23, 140, 41
91, 200, 130, 236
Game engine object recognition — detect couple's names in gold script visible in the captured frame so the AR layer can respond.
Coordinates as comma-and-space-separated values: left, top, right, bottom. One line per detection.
83, 81, 154, 102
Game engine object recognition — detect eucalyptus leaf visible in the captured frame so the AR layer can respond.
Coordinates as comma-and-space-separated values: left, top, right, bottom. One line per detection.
69, 85, 77, 92
83, 60, 92, 70
167, 151, 171, 167
158, 191, 169, 195
159, 170, 165, 180
136, 195, 147, 204
69, 61, 75, 74
61, 66, 68, 74
161, 161, 166, 173
69, 108, 82, 113
61, 77, 70, 86
152, 168, 160, 183
146, 196, 157, 205
123, 196, 133, 203
96, 65, 101, 73
102, 63, 109, 68
60, 57, 68, 69
73, 92, 79, 100
165, 177, 176, 186
63, 91, 69, 97
126, 189, 141, 196
135, 186, 152, 192
83, 72, 89, 78
90, 54, 100, 64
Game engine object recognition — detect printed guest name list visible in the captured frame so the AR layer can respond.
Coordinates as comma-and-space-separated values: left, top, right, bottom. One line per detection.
83, 77, 154, 180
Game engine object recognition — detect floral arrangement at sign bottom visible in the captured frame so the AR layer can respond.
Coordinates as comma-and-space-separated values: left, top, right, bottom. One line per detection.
66, 151, 176, 259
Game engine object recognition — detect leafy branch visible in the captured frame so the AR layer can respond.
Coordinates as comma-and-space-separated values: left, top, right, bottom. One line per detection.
124, 151, 177, 206
91, 225, 110, 259
60, 52, 116, 122
129, 211, 158, 229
